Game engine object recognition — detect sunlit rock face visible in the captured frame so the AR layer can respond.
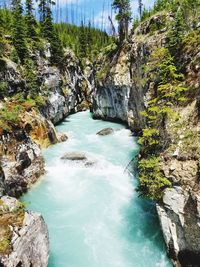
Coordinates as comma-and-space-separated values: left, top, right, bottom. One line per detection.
0, 196, 49, 267
157, 188, 200, 267
0, 130, 45, 197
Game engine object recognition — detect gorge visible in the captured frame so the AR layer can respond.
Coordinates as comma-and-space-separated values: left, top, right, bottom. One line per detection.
0, 0, 200, 266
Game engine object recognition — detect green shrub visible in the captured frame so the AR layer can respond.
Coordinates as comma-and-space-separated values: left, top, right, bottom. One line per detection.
0, 81, 8, 98
138, 156, 171, 200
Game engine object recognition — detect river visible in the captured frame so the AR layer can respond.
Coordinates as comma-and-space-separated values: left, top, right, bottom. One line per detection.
22, 111, 172, 267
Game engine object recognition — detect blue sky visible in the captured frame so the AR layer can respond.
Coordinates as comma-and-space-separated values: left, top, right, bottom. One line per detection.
51, 0, 155, 30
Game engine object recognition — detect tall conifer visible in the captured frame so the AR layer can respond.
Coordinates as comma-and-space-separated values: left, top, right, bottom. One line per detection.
112, 0, 132, 42
25, 0, 37, 40
138, 0, 143, 19
167, 8, 186, 54
79, 21, 87, 58
12, 0, 28, 63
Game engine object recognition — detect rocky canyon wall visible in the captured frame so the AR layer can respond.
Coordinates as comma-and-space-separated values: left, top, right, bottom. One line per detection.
93, 14, 200, 267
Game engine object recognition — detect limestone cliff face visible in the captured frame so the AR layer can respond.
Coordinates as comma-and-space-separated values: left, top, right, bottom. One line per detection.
0, 45, 90, 198
157, 187, 200, 267
0, 45, 91, 266
0, 130, 44, 197
93, 17, 168, 132
93, 14, 200, 267
0, 196, 49, 267
93, 43, 145, 132
39, 50, 91, 123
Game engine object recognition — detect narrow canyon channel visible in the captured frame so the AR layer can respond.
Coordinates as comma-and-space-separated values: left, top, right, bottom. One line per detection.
22, 111, 172, 267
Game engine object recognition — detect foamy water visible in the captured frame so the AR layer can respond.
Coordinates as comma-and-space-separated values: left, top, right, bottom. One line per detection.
22, 111, 172, 267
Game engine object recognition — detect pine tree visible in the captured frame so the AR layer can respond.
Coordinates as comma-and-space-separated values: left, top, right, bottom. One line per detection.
79, 21, 87, 58
87, 21, 92, 57
0, 11, 5, 55
25, 0, 37, 40
38, 0, 47, 25
138, 0, 143, 19
38, 1, 63, 64
12, 0, 28, 63
112, 0, 132, 42
167, 8, 186, 54
24, 58, 38, 98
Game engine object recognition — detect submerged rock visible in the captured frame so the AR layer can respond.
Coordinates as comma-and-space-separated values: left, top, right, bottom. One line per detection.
61, 152, 87, 161
61, 152, 97, 167
57, 133, 68, 143
96, 128, 114, 136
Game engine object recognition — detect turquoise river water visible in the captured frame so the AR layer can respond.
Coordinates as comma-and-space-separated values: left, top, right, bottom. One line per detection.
22, 111, 172, 267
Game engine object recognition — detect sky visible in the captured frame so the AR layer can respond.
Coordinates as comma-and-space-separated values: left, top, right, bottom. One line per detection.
0, 0, 155, 31
51, 0, 155, 30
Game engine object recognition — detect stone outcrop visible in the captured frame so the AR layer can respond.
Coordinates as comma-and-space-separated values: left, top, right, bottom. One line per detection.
39, 49, 91, 123
157, 188, 200, 267
0, 196, 49, 267
0, 130, 45, 197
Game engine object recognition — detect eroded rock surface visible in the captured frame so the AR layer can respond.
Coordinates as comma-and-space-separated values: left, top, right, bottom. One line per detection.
0, 196, 49, 267
157, 188, 200, 267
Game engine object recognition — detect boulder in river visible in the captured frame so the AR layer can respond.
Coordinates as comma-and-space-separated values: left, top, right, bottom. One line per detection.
61, 152, 87, 161
96, 128, 114, 136
57, 132, 68, 143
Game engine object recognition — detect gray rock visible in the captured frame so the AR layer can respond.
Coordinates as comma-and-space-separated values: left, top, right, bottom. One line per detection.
61, 152, 87, 161
57, 132, 68, 143
0, 131, 45, 198
97, 128, 114, 136
157, 187, 200, 266
1, 209, 49, 267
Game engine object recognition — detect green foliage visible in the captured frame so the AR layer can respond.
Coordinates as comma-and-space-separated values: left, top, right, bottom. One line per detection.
79, 21, 87, 59
0, 81, 8, 99
182, 28, 200, 53
25, 0, 38, 41
10, 48, 20, 64
132, 17, 140, 30
167, 8, 186, 54
112, 0, 132, 41
137, 0, 200, 37
11, 0, 28, 63
0, 237, 10, 255
138, 156, 171, 200
0, 15, 5, 55
55, 23, 113, 60
0, 102, 22, 132
38, 2, 64, 65
23, 58, 38, 98
138, 128, 159, 149
147, 48, 184, 85
137, 47, 187, 200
